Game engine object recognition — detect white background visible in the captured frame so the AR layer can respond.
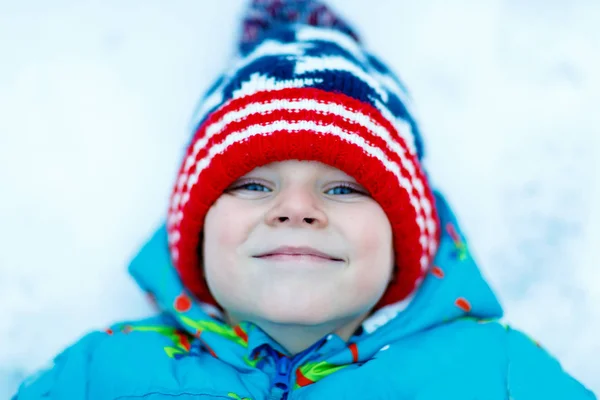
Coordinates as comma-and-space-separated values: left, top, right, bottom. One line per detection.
1, 0, 598, 396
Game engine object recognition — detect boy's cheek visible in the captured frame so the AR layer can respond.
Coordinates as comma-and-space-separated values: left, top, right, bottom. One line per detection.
350, 224, 392, 260
205, 208, 241, 247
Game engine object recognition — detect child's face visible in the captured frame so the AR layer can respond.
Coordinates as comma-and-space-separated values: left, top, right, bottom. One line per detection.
202, 160, 394, 327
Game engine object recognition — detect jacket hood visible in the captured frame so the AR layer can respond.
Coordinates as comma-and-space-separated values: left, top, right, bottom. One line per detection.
128, 189, 503, 384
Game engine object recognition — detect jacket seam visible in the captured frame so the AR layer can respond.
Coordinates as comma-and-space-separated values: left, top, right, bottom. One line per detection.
113, 391, 244, 399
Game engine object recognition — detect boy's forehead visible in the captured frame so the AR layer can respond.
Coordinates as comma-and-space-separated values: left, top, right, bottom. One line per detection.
246, 160, 357, 181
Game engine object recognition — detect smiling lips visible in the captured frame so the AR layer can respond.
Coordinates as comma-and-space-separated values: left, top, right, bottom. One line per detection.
254, 246, 343, 262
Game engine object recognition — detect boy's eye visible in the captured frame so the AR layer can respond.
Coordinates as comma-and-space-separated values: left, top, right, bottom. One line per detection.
234, 182, 271, 192
230, 181, 367, 196
325, 184, 365, 196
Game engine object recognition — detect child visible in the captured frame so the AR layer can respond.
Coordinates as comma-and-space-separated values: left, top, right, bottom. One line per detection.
14, 1, 596, 399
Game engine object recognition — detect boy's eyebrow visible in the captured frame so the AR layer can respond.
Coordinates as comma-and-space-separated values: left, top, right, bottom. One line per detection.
327, 173, 360, 183
236, 167, 362, 184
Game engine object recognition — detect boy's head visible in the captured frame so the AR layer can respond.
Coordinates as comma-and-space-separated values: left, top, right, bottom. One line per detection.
166, 23, 440, 320
202, 160, 394, 326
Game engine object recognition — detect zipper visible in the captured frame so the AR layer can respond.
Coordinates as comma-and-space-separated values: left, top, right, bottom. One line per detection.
268, 354, 292, 400
266, 337, 328, 400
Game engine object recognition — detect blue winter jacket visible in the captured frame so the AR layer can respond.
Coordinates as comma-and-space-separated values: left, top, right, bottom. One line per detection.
13, 192, 596, 399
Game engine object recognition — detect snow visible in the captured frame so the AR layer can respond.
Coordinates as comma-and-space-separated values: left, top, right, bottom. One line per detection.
1, 0, 598, 396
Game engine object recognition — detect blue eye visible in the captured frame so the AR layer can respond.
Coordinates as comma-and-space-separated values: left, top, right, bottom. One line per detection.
326, 184, 363, 195
236, 182, 271, 192
230, 181, 366, 196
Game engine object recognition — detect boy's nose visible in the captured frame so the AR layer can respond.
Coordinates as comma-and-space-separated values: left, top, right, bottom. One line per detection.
274, 216, 317, 224
264, 188, 328, 229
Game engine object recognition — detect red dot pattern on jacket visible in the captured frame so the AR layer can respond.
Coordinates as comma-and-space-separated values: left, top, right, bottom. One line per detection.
455, 297, 471, 312
174, 293, 192, 312
431, 266, 444, 278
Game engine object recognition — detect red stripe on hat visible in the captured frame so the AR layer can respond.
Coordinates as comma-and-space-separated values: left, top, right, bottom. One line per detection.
186, 107, 424, 199
173, 94, 434, 247
188, 87, 419, 158
176, 87, 419, 194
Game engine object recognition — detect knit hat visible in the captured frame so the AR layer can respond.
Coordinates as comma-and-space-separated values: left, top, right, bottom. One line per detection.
167, 0, 440, 312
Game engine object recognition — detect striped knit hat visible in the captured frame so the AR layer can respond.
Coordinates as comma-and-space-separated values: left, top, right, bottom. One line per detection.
168, 0, 440, 312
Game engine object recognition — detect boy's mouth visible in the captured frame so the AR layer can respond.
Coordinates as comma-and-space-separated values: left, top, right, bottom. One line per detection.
253, 246, 344, 262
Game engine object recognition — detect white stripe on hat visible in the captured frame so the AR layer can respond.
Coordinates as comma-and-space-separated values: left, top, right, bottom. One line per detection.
171, 118, 433, 258
189, 74, 324, 134
184, 98, 414, 175
174, 96, 433, 247
191, 71, 418, 157
294, 55, 389, 101
295, 25, 366, 64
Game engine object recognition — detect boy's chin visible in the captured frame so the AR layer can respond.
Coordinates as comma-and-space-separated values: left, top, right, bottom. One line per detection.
248, 304, 356, 327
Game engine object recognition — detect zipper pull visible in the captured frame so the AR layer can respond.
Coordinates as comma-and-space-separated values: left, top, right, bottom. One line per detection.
269, 355, 291, 399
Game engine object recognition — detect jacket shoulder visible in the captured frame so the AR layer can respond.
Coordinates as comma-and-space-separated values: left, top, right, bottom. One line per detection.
14, 315, 244, 400
505, 326, 596, 399
14, 330, 108, 399
298, 319, 595, 399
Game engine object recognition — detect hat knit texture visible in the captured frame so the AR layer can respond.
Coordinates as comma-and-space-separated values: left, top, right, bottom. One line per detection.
167, 0, 441, 311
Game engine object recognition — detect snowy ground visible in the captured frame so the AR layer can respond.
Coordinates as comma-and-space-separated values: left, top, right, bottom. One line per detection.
1, 0, 598, 396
